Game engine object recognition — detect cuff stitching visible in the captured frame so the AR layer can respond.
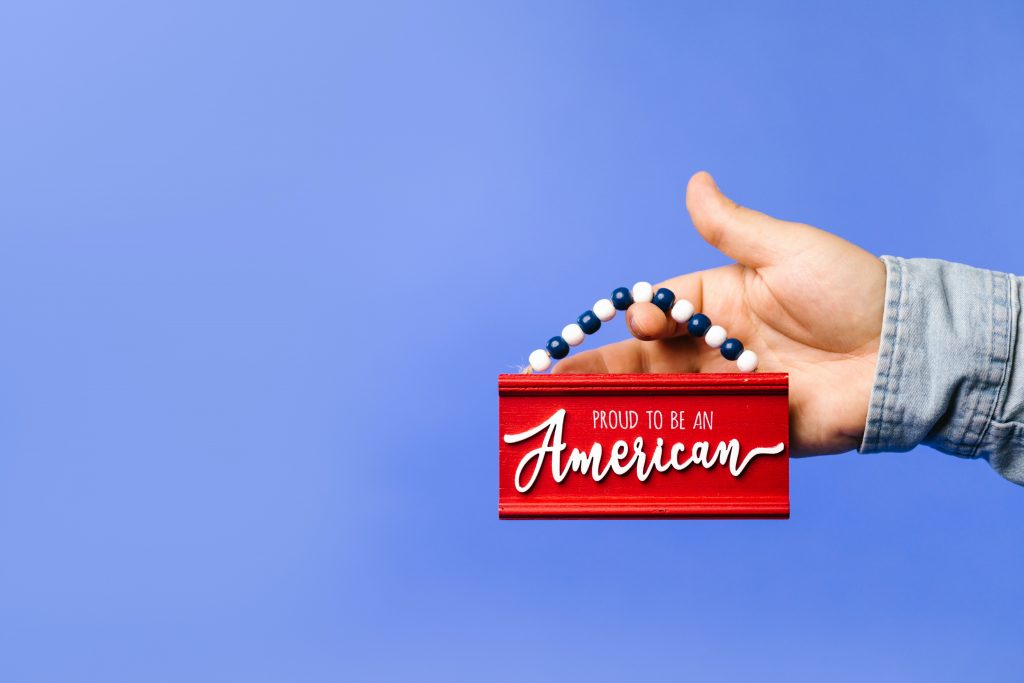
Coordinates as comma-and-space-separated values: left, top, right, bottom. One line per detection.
861, 256, 902, 453
957, 269, 997, 451
972, 272, 1014, 457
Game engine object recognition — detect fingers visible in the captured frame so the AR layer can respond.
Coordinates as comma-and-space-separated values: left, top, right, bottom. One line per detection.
553, 270, 708, 373
553, 337, 701, 375
551, 341, 623, 373
627, 302, 677, 341
626, 270, 703, 342
686, 171, 816, 268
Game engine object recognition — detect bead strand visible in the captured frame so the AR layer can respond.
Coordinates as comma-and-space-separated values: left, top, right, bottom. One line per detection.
526, 281, 759, 374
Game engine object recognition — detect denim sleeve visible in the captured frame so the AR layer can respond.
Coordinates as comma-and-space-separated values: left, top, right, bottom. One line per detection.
860, 256, 1024, 485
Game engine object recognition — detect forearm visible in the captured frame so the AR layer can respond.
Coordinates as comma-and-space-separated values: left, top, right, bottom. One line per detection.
860, 256, 1024, 485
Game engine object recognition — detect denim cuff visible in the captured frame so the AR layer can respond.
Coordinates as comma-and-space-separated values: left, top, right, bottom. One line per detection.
860, 256, 1014, 460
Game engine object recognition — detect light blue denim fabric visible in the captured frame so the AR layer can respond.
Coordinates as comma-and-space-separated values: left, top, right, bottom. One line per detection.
861, 256, 1024, 485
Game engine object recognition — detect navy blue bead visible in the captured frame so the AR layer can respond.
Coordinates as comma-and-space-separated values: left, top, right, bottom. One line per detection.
721, 338, 744, 361
687, 313, 712, 337
611, 287, 633, 310
652, 288, 675, 313
577, 310, 601, 335
546, 336, 569, 359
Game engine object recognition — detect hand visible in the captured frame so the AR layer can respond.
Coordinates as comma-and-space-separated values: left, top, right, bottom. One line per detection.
554, 172, 886, 456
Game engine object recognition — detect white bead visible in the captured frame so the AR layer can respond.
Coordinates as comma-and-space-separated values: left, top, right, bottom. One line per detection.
704, 325, 727, 348
632, 281, 654, 304
670, 299, 695, 323
529, 349, 551, 373
561, 323, 585, 347
593, 298, 616, 322
736, 349, 758, 372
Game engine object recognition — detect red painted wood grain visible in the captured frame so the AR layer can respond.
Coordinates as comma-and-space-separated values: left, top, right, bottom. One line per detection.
498, 373, 789, 519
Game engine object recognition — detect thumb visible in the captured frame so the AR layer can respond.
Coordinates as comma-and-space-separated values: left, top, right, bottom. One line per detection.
686, 171, 813, 268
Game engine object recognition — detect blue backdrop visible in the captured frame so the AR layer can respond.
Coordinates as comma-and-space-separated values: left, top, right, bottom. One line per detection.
1, 1, 1022, 680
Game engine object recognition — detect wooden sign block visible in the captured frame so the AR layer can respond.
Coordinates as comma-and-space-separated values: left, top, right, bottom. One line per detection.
498, 373, 789, 519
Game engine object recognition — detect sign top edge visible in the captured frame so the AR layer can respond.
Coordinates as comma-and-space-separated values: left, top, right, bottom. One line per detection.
498, 372, 789, 393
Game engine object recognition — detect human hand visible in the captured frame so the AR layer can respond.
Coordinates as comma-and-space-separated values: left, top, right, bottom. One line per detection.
554, 172, 886, 456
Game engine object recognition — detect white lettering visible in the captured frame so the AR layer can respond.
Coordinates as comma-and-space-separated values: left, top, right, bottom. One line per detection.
504, 409, 784, 493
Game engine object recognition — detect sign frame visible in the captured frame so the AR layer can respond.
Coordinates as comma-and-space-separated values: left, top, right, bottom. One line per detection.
498, 373, 790, 519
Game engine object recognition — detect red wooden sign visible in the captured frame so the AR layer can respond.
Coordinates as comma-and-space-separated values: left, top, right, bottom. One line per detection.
498, 373, 789, 519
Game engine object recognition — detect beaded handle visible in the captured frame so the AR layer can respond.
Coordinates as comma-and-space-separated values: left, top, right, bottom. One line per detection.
525, 281, 759, 374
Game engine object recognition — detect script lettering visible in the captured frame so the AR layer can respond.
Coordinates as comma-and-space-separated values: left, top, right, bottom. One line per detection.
503, 409, 784, 493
